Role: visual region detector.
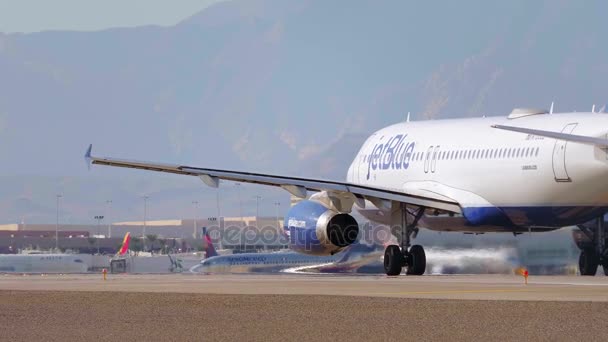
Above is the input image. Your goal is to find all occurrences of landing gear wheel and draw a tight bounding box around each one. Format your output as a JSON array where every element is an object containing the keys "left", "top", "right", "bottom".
[
  {"left": 384, "top": 245, "right": 404, "bottom": 276},
  {"left": 603, "top": 264, "right": 608, "bottom": 276},
  {"left": 406, "top": 245, "right": 426, "bottom": 276},
  {"left": 579, "top": 249, "right": 599, "bottom": 276}
]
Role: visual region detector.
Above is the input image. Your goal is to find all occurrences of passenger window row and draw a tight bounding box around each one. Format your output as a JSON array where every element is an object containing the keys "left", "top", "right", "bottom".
[
  {"left": 362, "top": 146, "right": 540, "bottom": 164},
  {"left": 412, "top": 146, "right": 540, "bottom": 162}
]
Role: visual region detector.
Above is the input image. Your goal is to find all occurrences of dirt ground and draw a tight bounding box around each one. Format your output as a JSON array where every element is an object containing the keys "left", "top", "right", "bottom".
[{"left": 1, "top": 290, "right": 607, "bottom": 341}]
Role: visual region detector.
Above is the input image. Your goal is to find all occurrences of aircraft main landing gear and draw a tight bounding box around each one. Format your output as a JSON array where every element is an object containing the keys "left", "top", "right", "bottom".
[
  {"left": 577, "top": 217, "right": 608, "bottom": 276},
  {"left": 579, "top": 248, "right": 599, "bottom": 276},
  {"left": 384, "top": 205, "right": 426, "bottom": 276},
  {"left": 384, "top": 245, "right": 403, "bottom": 276}
]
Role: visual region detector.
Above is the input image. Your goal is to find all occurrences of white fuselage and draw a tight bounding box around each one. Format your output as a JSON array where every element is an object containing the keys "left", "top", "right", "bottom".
[
  {"left": 191, "top": 244, "right": 382, "bottom": 273},
  {"left": 347, "top": 112, "right": 608, "bottom": 230},
  {"left": 0, "top": 254, "right": 89, "bottom": 273}
]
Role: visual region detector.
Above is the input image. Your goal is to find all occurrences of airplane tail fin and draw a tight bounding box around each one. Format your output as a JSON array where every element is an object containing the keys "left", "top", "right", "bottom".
[
  {"left": 117, "top": 232, "right": 131, "bottom": 256},
  {"left": 335, "top": 242, "right": 372, "bottom": 263},
  {"left": 84, "top": 144, "right": 93, "bottom": 170},
  {"left": 202, "top": 227, "right": 218, "bottom": 258},
  {"left": 338, "top": 241, "right": 365, "bottom": 262},
  {"left": 335, "top": 243, "right": 358, "bottom": 263}
]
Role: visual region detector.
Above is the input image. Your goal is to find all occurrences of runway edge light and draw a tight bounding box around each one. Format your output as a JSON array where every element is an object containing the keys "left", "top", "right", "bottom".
[{"left": 515, "top": 267, "right": 529, "bottom": 285}]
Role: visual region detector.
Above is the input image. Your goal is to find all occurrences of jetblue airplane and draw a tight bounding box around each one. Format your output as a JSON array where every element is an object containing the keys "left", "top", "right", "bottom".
[
  {"left": 190, "top": 231, "right": 382, "bottom": 273},
  {"left": 86, "top": 108, "right": 608, "bottom": 276}
]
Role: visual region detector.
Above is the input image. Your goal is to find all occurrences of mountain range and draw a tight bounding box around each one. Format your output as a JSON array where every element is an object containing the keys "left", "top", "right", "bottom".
[{"left": 0, "top": 0, "right": 606, "bottom": 223}]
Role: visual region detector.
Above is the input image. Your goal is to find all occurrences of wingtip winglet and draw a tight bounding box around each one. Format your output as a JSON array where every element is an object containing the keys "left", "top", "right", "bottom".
[{"left": 84, "top": 144, "right": 93, "bottom": 170}]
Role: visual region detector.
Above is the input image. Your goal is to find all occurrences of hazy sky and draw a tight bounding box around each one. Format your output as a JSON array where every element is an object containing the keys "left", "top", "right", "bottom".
[{"left": 0, "top": 0, "right": 227, "bottom": 33}]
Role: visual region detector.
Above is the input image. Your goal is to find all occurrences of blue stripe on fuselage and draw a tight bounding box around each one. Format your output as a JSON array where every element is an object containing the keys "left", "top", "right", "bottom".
[{"left": 462, "top": 206, "right": 608, "bottom": 227}]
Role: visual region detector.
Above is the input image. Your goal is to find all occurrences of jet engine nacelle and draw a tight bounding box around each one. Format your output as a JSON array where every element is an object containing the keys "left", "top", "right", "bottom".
[{"left": 285, "top": 200, "right": 359, "bottom": 256}]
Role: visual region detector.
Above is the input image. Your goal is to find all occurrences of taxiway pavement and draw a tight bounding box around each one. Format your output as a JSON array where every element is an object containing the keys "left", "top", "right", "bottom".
[{"left": 1, "top": 273, "right": 607, "bottom": 301}]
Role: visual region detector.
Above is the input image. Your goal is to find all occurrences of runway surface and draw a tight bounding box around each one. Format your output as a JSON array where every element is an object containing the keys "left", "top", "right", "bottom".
[
  {"left": 2, "top": 274, "right": 608, "bottom": 341},
  {"left": 1, "top": 273, "right": 608, "bottom": 301}
]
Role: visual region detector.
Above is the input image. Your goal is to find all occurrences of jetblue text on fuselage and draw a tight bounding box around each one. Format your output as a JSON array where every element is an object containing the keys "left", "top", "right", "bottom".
[{"left": 367, "top": 134, "right": 415, "bottom": 180}]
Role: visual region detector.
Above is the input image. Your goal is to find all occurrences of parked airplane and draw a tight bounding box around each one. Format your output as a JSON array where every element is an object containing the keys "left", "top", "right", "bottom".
[
  {"left": 86, "top": 108, "right": 608, "bottom": 276},
  {"left": 0, "top": 253, "right": 88, "bottom": 273},
  {"left": 190, "top": 230, "right": 382, "bottom": 273}
]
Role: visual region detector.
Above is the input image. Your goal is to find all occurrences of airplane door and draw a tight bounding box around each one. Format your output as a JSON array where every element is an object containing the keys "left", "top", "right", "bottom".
[
  {"left": 552, "top": 123, "right": 577, "bottom": 182},
  {"left": 356, "top": 138, "right": 374, "bottom": 183},
  {"left": 424, "top": 146, "right": 433, "bottom": 173},
  {"left": 431, "top": 146, "right": 440, "bottom": 173}
]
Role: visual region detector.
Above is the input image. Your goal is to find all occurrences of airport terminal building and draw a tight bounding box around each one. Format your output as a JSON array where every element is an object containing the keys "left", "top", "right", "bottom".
[{"left": 0, "top": 216, "right": 285, "bottom": 254}]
